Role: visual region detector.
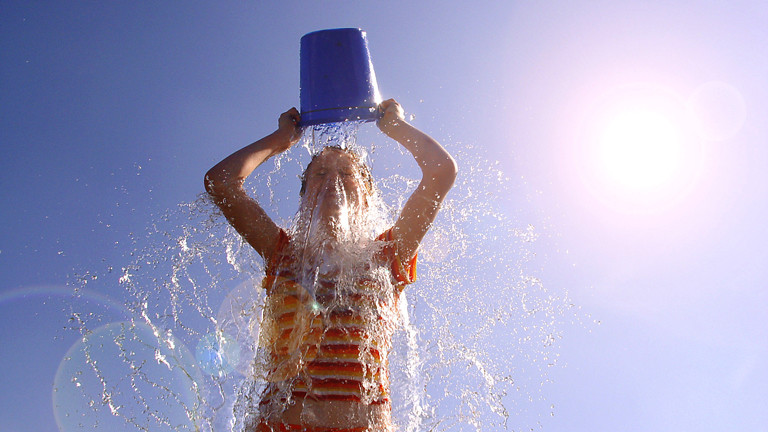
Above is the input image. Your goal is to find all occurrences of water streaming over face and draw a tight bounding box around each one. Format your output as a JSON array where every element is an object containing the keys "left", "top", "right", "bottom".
[{"left": 61, "top": 121, "right": 581, "bottom": 432}]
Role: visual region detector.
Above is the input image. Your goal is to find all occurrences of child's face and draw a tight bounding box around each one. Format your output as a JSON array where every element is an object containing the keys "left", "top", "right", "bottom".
[{"left": 300, "top": 148, "right": 369, "bottom": 228}]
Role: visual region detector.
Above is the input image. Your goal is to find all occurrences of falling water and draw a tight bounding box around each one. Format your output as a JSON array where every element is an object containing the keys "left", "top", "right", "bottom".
[{"left": 57, "top": 121, "right": 579, "bottom": 432}]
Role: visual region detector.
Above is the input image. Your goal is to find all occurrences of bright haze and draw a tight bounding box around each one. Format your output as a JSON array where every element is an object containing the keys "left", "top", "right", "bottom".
[{"left": 1, "top": 2, "right": 767, "bottom": 431}]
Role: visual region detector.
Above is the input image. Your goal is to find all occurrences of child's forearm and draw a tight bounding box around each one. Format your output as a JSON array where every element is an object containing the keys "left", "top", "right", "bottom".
[
  {"left": 205, "top": 131, "right": 290, "bottom": 195},
  {"left": 205, "top": 108, "right": 301, "bottom": 196},
  {"left": 378, "top": 99, "right": 458, "bottom": 261},
  {"left": 384, "top": 122, "right": 457, "bottom": 195}
]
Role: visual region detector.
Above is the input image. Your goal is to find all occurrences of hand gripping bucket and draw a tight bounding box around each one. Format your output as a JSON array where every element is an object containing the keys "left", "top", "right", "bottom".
[{"left": 299, "top": 28, "right": 381, "bottom": 126}]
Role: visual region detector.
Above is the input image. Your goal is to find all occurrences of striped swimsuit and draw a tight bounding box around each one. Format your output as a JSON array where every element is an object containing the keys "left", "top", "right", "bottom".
[{"left": 257, "top": 228, "right": 416, "bottom": 416}]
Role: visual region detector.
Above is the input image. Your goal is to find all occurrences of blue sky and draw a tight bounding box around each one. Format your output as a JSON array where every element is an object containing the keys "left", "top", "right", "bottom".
[{"left": 2, "top": 1, "right": 767, "bottom": 431}]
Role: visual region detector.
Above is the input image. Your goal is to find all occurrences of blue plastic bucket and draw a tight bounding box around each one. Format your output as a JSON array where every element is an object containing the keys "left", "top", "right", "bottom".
[{"left": 299, "top": 28, "right": 381, "bottom": 126}]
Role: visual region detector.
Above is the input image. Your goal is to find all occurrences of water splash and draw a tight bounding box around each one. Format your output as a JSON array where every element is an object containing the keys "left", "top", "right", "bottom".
[{"left": 63, "top": 123, "right": 580, "bottom": 431}]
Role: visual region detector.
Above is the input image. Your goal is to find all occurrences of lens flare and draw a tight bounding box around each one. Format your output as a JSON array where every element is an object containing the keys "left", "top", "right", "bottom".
[
  {"left": 196, "top": 331, "right": 241, "bottom": 376},
  {"left": 215, "top": 278, "right": 264, "bottom": 376},
  {"left": 687, "top": 81, "right": 746, "bottom": 141},
  {"left": 53, "top": 321, "right": 203, "bottom": 432}
]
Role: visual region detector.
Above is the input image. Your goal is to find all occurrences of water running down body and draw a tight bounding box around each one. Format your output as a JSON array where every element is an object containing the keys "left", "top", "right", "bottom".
[{"left": 204, "top": 99, "right": 458, "bottom": 431}]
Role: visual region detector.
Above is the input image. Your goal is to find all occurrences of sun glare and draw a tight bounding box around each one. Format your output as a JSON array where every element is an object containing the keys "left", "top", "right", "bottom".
[
  {"left": 573, "top": 83, "right": 705, "bottom": 214},
  {"left": 598, "top": 109, "right": 683, "bottom": 191}
]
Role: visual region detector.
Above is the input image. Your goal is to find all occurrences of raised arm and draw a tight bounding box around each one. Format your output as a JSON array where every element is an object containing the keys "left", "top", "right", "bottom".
[
  {"left": 204, "top": 108, "right": 302, "bottom": 260},
  {"left": 377, "top": 99, "right": 458, "bottom": 262}
]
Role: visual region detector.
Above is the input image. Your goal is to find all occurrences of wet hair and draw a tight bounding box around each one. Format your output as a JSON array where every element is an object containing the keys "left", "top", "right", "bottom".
[{"left": 299, "top": 146, "right": 375, "bottom": 197}]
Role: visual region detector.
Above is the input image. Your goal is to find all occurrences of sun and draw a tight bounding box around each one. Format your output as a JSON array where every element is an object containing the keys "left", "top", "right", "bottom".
[
  {"left": 597, "top": 108, "right": 683, "bottom": 192},
  {"left": 573, "top": 83, "right": 703, "bottom": 214}
]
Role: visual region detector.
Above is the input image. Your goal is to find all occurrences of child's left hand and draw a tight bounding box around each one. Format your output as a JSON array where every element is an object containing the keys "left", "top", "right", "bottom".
[{"left": 377, "top": 98, "right": 406, "bottom": 134}]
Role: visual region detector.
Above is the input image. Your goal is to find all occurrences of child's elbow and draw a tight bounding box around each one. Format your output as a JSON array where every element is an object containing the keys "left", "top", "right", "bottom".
[
  {"left": 441, "top": 156, "right": 458, "bottom": 186},
  {"left": 430, "top": 157, "right": 458, "bottom": 192},
  {"left": 203, "top": 171, "right": 216, "bottom": 195},
  {"left": 447, "top": 156, "right": 458, "bottom": 180},
  {"left": 204, "top": 169, "right": 229, "bottom": 198}
]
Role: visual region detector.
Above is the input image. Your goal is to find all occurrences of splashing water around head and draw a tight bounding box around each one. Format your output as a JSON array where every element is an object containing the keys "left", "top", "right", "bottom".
[{"left": 64, "top": 122, "right": 580, "bottom": 432}]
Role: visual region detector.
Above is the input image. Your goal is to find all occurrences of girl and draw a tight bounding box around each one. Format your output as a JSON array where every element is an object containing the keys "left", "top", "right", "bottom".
[{"left": 205, "top": 99, "right": 457, "bottom": 431}]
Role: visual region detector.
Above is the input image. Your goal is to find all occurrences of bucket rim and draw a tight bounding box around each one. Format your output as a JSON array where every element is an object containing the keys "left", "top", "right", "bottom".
[{"left": 300, "top": 27, "right": 366, "bottom": 40}]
